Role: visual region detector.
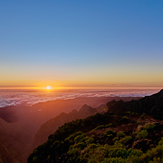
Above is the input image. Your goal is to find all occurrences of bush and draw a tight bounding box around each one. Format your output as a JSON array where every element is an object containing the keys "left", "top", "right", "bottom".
[
  {"left": 117, "top": 131, "right": 125, "bottom": 138},
  {"left": 74, "top": 133, "right": 86, "bottom": 143},
  {"left": 140, "top": 144, "right": 163, "bottom": 162},
  {"left": 128, "top": 148, "right": 143, "bottom": 157},
  {"left": 106, "top": 129, "right": 114, "bottom": 134},
  {"left": 143, "top": 123, "right": 156, "bottom": 130},
  {"left": 158, "top": 137, "right": 163, "bottom": 145},
  {"left": 103, "top": 133, "right": 113, "bottom": 139},
  {"left": 140, "top": 114, "right": 145, "bottom": 119},
  {"left": 137, "top": 121, "right": 141, "bottom": 124},
  {"left": 120, "top": 136, "right": 132, "bottom": 145},
  {"left": 137, "top": 125, "right": 143, "bottom": 132},
  {"left": 122, "top": 116, "right": 129, "bottom": 120},
  {"left": 113, "top": 137, "right": 119, "bottom": 142},
  {"left": 126, "top": 111, "right": 131, "bottom": 114},
  {"left": 137, "top": 130, "right": 148, "bottom": 139},
  {"left": 105, "top": 123, "right": 113, "bottom": 127},
  {"left": 86, "top": 137, "right": 94, "bottom": 144},
  {"left": 67, "top": 148, "right": 80, "bottom": 162},
  {"left": 102, "top": 157, "right": 126, "bottom": 163},
  {"left": 94, "top": 125, "right": 105, "bottom": 130},
  {"left": 74, "top": 142, "right": 86, "bottom": 150}
]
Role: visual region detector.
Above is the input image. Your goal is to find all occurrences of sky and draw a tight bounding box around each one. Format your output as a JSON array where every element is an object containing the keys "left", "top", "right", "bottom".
[{"left": 0, "top": 0, "right": 163, "bottom": 89}]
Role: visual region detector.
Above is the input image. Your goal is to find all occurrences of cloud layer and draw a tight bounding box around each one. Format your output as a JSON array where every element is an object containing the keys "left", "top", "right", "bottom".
[{"left": 0, "top": 89, "right": 160, "bottom": 108}]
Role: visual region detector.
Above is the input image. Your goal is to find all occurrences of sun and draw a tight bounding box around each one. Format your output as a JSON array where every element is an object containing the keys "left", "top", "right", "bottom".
[{"left": 46, "top": 86, "right": 51, "bottom": 90}]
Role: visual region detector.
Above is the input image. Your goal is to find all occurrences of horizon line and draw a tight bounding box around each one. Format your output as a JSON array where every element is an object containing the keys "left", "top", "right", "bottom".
[{"left": 0, "top": 86, "right": 162, "bottom": 90}]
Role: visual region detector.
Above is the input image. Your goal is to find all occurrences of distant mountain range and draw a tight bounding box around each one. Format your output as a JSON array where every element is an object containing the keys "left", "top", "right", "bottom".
[{"left": 31, "top": 104, "right": 107, "bottom": 151}]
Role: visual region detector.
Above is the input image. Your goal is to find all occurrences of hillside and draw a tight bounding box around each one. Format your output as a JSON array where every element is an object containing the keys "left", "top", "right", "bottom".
[
  {"left": 0, "top": 96, "right": 140, "bottom": 163},
  {"left": 31, "top": 104, "right": 107, "bottom": 150},
  {"left": 28, "top": 90, "right": 163, "bottom": 163},
  {"left": 107, "top": 89, "right": 163, "bottom": 119},
  {"left": 30, "top": 97, "right": 140, "bottom": 153}
]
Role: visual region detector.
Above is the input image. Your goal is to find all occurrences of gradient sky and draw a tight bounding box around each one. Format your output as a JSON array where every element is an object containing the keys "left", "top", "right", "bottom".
[{"left": 0, "top": 0, "right": 163, "bottom": 88}]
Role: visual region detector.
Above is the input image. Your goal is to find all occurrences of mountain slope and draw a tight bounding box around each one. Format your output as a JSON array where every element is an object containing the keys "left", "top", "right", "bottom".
[
  {"left": 107, "top": 89, "right": 163, "bottom": 119},
  {"left": 31, "top": 96, "right": 139, "bottom": 151},
  {"left": 31, "top": 104, "right": 107, "bottom": 151},
  {"left": 28, "top": 90, "right": 163, "bottom": 163}
]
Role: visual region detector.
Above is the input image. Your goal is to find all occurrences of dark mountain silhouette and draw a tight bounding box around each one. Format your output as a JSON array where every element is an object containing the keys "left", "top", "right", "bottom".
[
  {"left": 31, "top": 97, "right": 139, "bottom": 150},
  {"left": 31, "top": 104, "right": 107, "bottom": 151},
  {"left": 107, "top": 89, "right": 163, "bottom": 119},
  {"left": 28, "top": 90, "right": 163, "bottom": 163}
]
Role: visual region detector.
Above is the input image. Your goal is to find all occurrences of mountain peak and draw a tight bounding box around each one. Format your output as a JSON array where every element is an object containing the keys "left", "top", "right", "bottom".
[
  {"left": 79, "top": 104, "right": 97, "bottom": 116},
  {"left": 159, "top": 89, "right": 163, "bottom": 96},
  {"left": 80, "top": 104, "right": 90, "bottom": 110}
]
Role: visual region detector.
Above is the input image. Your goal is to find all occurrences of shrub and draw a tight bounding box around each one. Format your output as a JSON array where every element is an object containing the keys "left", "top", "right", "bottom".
[
  {"left": 128, "top": 148, "right": 143, "bottom": 157},
  {"left": 126, "top": 155, "right": 141, "bottom": 163},
  {"left": 103, "top": 133, "right": 113, "bottom": 139},
  {"left": 86, "top": 137, "right": 94, "bottom": 144},
  {"left": 137, "top": 125, "right": 143, "bottom": 132},
  {"left": 143, "top": 123, "right": 156, "bottom": 130},
  {"left": 140, "top": 144, "right": 163, "bottom": 162},
  {"left": 102, "top": 157, "right": 126, "bottom": 163},
  {"left": 120, "top": 136, "right": 132, "bottom": 145},
  {"left": 105, "top": 123, "right": 113, "bottom": 127},
  {"left": 113, "top": 137, "right": 119, "bottom": 142},
  {"left": 94, "top": 125, "right": 105, "bottom": 130},
  {"left": 67, "top": 148, "right": 80, "bottom": 162},
  {"left": 74, "top": 133, "right": 86, "bottom": 143},
  {"left": 137, "top": 121, "right": 141, "bottom": 124},
  {"left": 74, "top": 142, "right": 86, "bottom": 150},
  {"left": 32, "top": 156, "right": 39, "bottom": 163},
  {"left": 108, "top": 148, "right": 128, "bottom": 159},
  {"left": 137, "top": 130, "right": 148, "bottom": 139},
  {"left": 126, "top": 111, "right": 131, "bottom": 114},
  {"left": 122, "top": 116, "right": 129, "bottom": 120},
  {"left": 106, "top": 129, "right": 114, "bottom": 134},
  {"left": 140, "top": 114, "right": 145, "bottom": 119},
  {"left": 117, "top": 131, "right": 125, "bottom": 138},
  {"left": 158, "top": 137, "right": 163, "bottom": 145}
]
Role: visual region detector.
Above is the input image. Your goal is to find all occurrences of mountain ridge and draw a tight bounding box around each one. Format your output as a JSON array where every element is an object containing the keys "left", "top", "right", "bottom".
[
  {"left": 28, "top": 89, "right": 163, "bottom": 163},
  {"left": 107, "top": 89, "right": 163, "bottom": 119}
]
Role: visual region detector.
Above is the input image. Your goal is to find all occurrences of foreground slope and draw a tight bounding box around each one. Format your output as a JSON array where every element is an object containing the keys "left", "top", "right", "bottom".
[{"left": 28, "top": 90, "right": 163, "bottom": 163}]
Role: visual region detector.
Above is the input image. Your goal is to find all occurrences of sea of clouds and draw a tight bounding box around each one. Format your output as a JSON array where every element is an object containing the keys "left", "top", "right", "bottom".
[{"left": 0, "top": 89, "right": 160, "bottom": 108}]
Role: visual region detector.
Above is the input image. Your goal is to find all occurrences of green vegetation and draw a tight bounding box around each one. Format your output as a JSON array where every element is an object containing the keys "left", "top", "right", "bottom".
[
  {"left": 137, "top": 121, "right": 141, "bottom": 124},
  {"left": 28, "top": 111, "right": 163, "bottom": 163},
  {"left": 143, "top": 123, "right": 156, "bottom": 130},
  {"left": 158, "top": 137, "right": 163, "bottom": 145},
  {"left": 94, "top": 125, "right": 105, "bottom": 130},
  {"left": 93, "top": 123, "right": 113, "bottom": 130},
  {"left": 117, "top": 131, "right": 125, "bottom": 138},
  {"left": 105, "top": 123, "right": 113, "bottom": 127},
  {"left": 122, "top": 116, "right": 129, "bottom": 120},
  {"left": 126, "top": 111, "right": 131, "bottom": 114},
  {"left": 137, "top": 130, "right": 148, "bottom": 139},
  {"left": 119, "top": 136, "right": 132, "bottom": 145}
]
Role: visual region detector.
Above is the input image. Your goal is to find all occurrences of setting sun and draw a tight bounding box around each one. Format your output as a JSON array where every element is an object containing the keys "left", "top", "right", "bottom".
[{"left": 46, "top": 86, "right": 51, "bottom": 90}]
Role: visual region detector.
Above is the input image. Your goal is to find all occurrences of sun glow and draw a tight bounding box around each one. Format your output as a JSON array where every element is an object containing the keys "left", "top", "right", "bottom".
[{"left": 46, "top": 86, "right": 51, "bottom": 90}]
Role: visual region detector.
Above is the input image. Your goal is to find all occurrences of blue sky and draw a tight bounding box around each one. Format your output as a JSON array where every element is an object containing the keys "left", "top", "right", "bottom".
[{"left": 0, "top": 1, "right": 163, "bottom": 88}]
